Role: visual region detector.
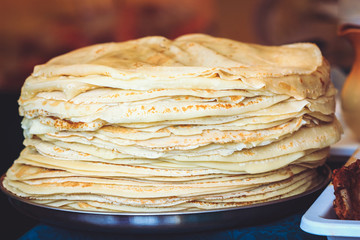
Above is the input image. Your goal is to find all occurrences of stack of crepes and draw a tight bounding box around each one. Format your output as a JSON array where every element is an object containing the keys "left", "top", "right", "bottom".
[{"left": 3, "top": 34, "right": 342, "bottom": 212}]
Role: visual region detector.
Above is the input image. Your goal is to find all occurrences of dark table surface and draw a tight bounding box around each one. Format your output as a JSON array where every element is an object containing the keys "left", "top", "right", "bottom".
[
  {"left": 0, "top": 92, "right": 348, "bottom": 239},
  {"left": 18, "top": 212, "right": 325, "bottom": 240}
]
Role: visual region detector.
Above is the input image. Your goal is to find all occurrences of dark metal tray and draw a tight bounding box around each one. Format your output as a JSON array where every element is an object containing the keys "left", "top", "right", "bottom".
[{"left": 0, "top": 165, "right": 331, "bottom": 234}]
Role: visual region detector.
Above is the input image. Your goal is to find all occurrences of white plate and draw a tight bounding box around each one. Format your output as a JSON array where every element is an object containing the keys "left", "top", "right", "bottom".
[{"left": 300, "top": 184, "right": 360, "bottom": 239}]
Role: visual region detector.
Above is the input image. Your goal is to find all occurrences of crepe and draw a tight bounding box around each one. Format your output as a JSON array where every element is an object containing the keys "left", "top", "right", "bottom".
[
  {"left": 4, "top": 164, "right": 320, "bottom": 212},
  {"left": 21, "top": 34, "right": 328, "bottom": 100},
  {"left": 3, "top": 34, "right": 342, "bottom": 213}
]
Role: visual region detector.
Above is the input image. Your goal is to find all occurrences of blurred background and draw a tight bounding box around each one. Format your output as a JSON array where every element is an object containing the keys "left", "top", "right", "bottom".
[
  {"left": 0, "top": 0, "right": 355, "bottom": 238},
  {"left": 0, "top": 0, "right": 354, "bottom": 92}
]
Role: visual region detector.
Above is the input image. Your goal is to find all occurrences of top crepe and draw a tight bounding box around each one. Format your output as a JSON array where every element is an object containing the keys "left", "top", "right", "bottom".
[{"left": 21, "top": 34, "right": 328, "bottom": 100}]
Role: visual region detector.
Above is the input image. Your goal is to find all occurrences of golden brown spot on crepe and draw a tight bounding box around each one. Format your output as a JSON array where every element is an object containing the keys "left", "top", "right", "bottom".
[
  {"left": 202, "top": 89, "right": 215, "bottom": 93},
  {"left": 109, "top": 93, "right": 120, "bottom": 98},
  {"left": 179, "top": 105, "right": 193, "bottom": 112},
  {"left": 95, "top": 107, "right": 104, "bottom": 112},
  {"left": 95, "top": 48, "right": 104, "bottom": 54},
  {"left": 270, "top": 121, "right": 292, "bottom": 131},
  {"left": 78, "top": 152, "right": 90, "bottom": 157},
  {"left": 279, "top": 82, "right": 291, "bottom": 91},
  {"left": 242, "top": 149, "right": 255, "bottom": 155},
  {"left": 229, "top": 96, "right": 243, "bottom": 102},
  {"left": 127, "top": 92, "right": 139, "bottom": 96},
  {"left": 148, "top": 106, "right": 156, "bottom": 113},
  {"left": 279, "top": 141, "right": 294, "bottom": 150},
  {"left": 78, "top": 202, "right": 92, "bottom": 209},
  {"left": 46, "top": 117, "right": 93, "bottom": 130},
  {"left": 315, "top": 135, "right": 326, "bottom": 143},
  {"left": 14, "top": 165, "right": 29, "bottom": 178},
  {"left": 163, "top": 108, "right": 171, "bottom": 113},
  {"left": 49, "top": 101, "right": 60, "bottom": 107},
  {"left": 126, "top": 108, "right": 136, "bottom": 117},
  {"left": 25, "top": 109, "right": 51, "bottom": 118},
  {"left": 148, "top": 89, "right": 164, "bottom": 93},
  {"left": 133, "top": 62, "right": 144, "bottom": 68},
  {"left": 53, "top": 147, "right": 64, "bottom": 153},
  {"left": 57, "top": 181, "right": 93, "bottom": 188}
]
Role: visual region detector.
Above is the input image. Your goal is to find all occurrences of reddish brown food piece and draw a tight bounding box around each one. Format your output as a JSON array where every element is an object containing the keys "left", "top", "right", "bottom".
[{"left": 332, "top": 159, "right": 360, "bottom": 220}]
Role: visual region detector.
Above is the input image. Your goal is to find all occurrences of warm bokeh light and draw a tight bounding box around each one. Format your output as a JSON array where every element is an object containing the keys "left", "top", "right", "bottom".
[{"left": 0, "top": 0, "right": 353, "bottom": 92}]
